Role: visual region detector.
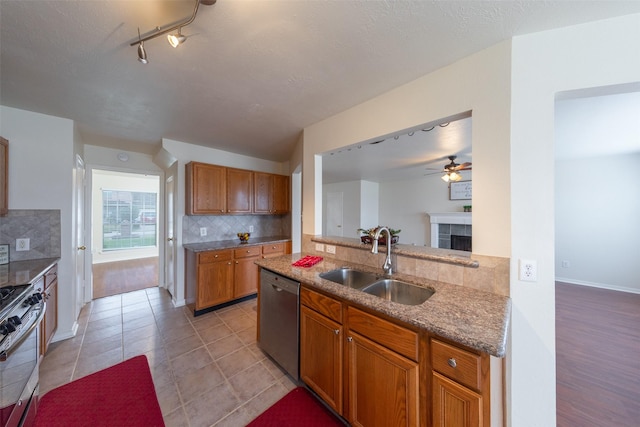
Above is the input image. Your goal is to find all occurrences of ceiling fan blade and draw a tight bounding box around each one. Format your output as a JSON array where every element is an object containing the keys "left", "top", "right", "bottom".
[{"left": 453, "top": 162, "right": 472, "bottom": 171}]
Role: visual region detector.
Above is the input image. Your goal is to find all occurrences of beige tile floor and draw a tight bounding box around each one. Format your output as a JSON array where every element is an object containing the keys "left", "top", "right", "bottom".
[{"left": 39, "top": 287, "right": 297, "bottom": 426}]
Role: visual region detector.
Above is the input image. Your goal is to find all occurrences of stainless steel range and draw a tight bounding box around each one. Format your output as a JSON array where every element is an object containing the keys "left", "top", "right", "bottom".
[{"left": 0, "top": 282, "right": 45, "bottom": 427}]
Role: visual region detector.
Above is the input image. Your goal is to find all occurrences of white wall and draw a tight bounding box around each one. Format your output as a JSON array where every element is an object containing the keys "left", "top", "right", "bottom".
[
  {"left": 0, "top": 106, "right": 77, "bottom": 340},
  {"left": 555, "top": 153, "right": 640, "bottom": 293},
  {"left": 510, "top": 13, "right": 640, "bottom": 426},
  {"left": 379, "top": 172, "right": 472, "bottom": 246},
  {"left": 303, "top": 41, "right": 512, "bottom": 257}
]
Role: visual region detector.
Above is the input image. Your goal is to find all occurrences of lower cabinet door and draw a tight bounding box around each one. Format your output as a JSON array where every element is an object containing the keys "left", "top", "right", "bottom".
[
  {"left": 197, "top": 260, "right": 233, "bottom": 309},
  {"left": 233, "top": 256, "right": 259, "bottom": 298},
  {"left": 300, "top": 306, "right": 343, "bottom": 414},
  {"left": 347, "top": 331, "right": 419, "bottom": 427},
  {"left": 432, "top": 371, "right": 482, "bottom": 427}
]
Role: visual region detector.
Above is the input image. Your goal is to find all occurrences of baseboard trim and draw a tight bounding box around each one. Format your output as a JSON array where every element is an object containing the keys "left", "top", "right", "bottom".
[
  {"left": 51, "top": 321, "right": 80, "bottom": 343},
  {"left": 555, "top": 277, "right": 640, "bottom": 295}
]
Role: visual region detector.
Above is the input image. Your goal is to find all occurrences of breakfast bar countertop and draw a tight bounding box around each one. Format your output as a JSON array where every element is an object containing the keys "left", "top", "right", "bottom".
[
  {"left": 183, "top": 236, "right": 291, "bottom": 253},
  {"left": 255, "top": 253, "right": 511, "bottom": 358}
]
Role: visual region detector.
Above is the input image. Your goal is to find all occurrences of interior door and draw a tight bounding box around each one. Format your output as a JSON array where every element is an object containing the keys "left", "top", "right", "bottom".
[
  {"left": 165, "top": 175, "right": 176, "bottom": 298},
  {"left": 326, "top": 192, "right": 344, "bottom": 236},
  {"left": 75, "top": 155, "right": 87, "bottom": 309}
]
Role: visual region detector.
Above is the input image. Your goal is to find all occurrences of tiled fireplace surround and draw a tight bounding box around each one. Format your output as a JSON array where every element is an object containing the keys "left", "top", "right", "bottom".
[{"left": 303, "top": 233, "right": 510, "bottom": 297}]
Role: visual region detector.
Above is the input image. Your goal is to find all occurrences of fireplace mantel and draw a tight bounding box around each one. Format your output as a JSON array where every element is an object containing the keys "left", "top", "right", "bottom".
[{"left": 428, "top": 212, "right": 472, "bottom": 248}]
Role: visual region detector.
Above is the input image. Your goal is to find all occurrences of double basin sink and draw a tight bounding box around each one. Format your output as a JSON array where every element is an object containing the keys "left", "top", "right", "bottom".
[{"left": 319, "top": 268, "right": 434, "bottom": 306}]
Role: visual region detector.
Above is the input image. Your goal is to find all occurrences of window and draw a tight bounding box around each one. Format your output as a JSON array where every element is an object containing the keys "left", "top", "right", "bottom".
[{"left": 102, "top": 190, "right": 157, "bottom": 250}]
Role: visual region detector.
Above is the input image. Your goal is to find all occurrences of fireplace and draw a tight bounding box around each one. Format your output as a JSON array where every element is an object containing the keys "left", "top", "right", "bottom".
[
  {"left": 451, "top": 235, "right": 472, "bottom": 252},
  {"left": 428, "top": 212, "right": 472, "bottom": 250}
]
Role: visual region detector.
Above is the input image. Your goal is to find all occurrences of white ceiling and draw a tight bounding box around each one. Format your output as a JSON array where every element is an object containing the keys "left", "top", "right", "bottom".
[{"left": 2, "top": 1, "right": 640, "bottom": 162}]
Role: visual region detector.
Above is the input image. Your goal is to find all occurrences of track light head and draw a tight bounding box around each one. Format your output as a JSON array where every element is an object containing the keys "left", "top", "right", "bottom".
[
  {"left": 137, "top": 42, "right": 148, "bottom": 63},
  {"left": 167, "top": 30, "right": 186, "bottom": 48},
  {"left": 136, "top": 28, "right": 148, "bottom": 64}
]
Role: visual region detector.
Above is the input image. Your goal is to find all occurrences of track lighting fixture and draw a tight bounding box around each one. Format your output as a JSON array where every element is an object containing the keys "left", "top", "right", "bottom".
[{"left": 130, "top": 0, "right": 216, "bottom": 63}]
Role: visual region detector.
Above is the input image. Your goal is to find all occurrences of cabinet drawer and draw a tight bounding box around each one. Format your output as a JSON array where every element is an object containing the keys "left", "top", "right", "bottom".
[
  {"left": 199, "top": 250, "right": 232, "bottom": 264},
  {"left": 431, "top": 339, "right": 482, "bottom": 390},
  {"left": 45, "top": 264, "right": 58, "bottom": 287},
  {"left": 234, "top": 246, "right": 261, "bottom": 259},
  {"left": 347, "top": 307, "right": 418, "bottom": 361},
  {"left": 301, "top": 287, "right": 342, "bottom": 323},
  {"left": 262, "top": 243, "right": 285, "bottom": 255}
]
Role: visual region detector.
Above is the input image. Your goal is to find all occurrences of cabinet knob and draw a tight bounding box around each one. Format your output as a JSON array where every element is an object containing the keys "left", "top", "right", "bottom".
[
  {"left": 347, "top": 336, "right": 353, "bottom": 342},
  {"left": 77, "top": 245, "right": 86, "bottom": 250},
  {"left": 167, "top": 237, "right": 174, "bottom": 242},
  {"left": 334, "top": 329, "right": 340, "bottom": 335},
  {"left": 235, "top": 261, "right": 239, "bottom": 264},
  {"left": 447, "top": 358, "right": 457, "bottom": 368},
  {"left": 214, "top": 255, "right": 218, "bottom": 258}
]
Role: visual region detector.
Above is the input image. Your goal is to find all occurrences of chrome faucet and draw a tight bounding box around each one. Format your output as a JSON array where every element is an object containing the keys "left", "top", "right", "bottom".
[{"left": 371, "top": 226, "right": 393, "bottom": 276}]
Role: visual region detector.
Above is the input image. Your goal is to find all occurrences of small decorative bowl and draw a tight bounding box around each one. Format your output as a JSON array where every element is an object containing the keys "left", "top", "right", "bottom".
[{"left": 237, "top": 232, "right": 250, "bottom": 243}]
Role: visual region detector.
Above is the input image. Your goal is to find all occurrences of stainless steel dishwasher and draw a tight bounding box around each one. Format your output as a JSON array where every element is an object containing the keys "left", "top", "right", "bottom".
[{"left": 258, "top": 269, "right": 300, "bottom": 380}]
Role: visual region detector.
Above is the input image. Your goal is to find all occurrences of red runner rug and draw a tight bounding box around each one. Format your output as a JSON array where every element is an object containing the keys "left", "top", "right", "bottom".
[
  {"left": 34, "top": 355, "right": 164, "bottom": 426},
  {"left": 247, "top": 387, "right": 344, "bottom": 426}
]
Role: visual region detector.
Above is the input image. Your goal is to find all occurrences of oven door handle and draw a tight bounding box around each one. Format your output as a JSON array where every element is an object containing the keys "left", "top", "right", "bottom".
[{"left": 0, "top": 303, "right": 46, "bottom": 362}]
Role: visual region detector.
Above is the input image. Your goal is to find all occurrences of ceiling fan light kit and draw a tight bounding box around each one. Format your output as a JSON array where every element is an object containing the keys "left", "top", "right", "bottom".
[{"left": 130, "top": 0, "right": 216, "bottom": 63}]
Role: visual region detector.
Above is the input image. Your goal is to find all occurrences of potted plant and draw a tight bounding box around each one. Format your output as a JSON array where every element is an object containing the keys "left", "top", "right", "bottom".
[{"left": 357, "top": 226, "right": 401, "bottom": 245}]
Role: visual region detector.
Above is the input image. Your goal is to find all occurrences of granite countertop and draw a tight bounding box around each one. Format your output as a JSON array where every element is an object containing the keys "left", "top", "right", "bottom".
[
  {"left": 183, "top": 236, "right": 291, "bottom": 252},
  {"left": 255, "top": 253, "right": 511, "bottom": 358},
  {"left": 0, "top": 257, "right": 60, "bottom": 287}
]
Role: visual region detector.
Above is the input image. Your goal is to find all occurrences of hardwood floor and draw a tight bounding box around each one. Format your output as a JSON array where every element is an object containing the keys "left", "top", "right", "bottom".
[
  {"left": 556, "top": 282, "right": 640, "bottom": 427},
  {"left": 92, "top": 257, "right": 159, "bottom": 298}
]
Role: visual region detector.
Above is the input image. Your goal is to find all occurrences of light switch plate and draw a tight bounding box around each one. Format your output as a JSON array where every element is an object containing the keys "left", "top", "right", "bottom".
[{"left": 16, "top": 238, "right": 30, "bottom": 251}]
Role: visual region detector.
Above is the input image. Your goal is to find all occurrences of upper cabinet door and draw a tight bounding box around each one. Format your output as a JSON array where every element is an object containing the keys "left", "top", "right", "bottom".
[
  {"left": 253, "top": 172, "right": 273, "bottom": 214},
  {"left": 0, "top": 137, "right": 7, "bottom": 216},
  {"left": 186, "top": 162, "right": 226, "bottom": 215},
  {"left": 253, "top": 172, "right": 290, "bottom": 214},
  {"left": 272, "top": 174, "right": 290, "bottom": 214},
  {"left": 226, "top": 168, "right": 253, "bottom": 213}
]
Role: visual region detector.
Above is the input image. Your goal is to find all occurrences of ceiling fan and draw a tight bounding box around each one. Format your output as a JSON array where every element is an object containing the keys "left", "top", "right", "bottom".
[{"left": 425, "top": 155, "right": 472, "bottom": 182}]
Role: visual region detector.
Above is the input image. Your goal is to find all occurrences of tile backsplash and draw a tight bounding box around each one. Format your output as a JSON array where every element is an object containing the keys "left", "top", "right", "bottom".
[
  {"left": 183, "top": 214, "right": 291, "bottom": 244},
  {"left": 0, "top": 210, "right": 61, "bottom": 262}
]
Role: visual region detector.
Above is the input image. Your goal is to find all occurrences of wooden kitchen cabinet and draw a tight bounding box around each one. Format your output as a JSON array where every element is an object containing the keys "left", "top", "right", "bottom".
[
  {"left": 432, "top": 372, "right": 482, "bottom": 427},
  {"left": 186, "top": 162, "right": 226, "bottom": 214},
  {"left": 35, "top": 263, "right": 58, "bottom": 357},
  {"left": 0, "top": 137, "right": 7, "bottom": 216},
  {"left": 226, "top": 167, "right": 253, "bottom": 213},
  {"left": 430, "top": 338, "right": 489, "bottom": 427},
  {"left": 262, "top": 242, "right": 285, "bottom": 259},
  {"left": 196, "top": 250, "right": 234, "bottom": 309},
  {"left": 189, "top": 241, "right": 291, "bottom": 314},
  {"left": 300, "top": 288, "right": 344, "bottom": 414},
  {"left": 346, "top": 307, "right": 420, "bottom": 427},
  {"left": 233, "top": 245, "right": 261, "bottom": 298},
  {"left": 253, "top": 172, "right": 289, "bottom": 214}
]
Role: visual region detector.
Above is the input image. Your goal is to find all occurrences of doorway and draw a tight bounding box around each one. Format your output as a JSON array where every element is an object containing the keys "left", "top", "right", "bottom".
[
  {"left": 554, "top": 88, "right": 640, "bottom": 426},
  {"left": 90, "top": 169, "right": 161, "bottom": 299}
]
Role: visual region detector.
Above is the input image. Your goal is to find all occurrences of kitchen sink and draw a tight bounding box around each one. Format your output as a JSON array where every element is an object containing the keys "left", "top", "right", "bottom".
[
  {"left": 361, "top": 279, "right": 434, "bottom": 305},
  {"left": 319, "top": 268, "right": 380, "bottom": 289}
]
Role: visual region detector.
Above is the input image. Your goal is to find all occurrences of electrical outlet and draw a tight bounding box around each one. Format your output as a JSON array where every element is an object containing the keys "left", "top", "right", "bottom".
[
  {"left": 249, "top": 226, "right": 254, "bottom": 233},
  {"left": 199, "top": 227, "right": 207, "bottom": 237},
  {"left": 16, "top": 238, "right": 30, "bottom": 251},
  {"left": 519, "top": 259, "right": 537, "bottom": 282},
  {"left": 315, "top": 243, "right": 324, "bottom": 252},
  {"left": 561, "top": 260, "right": 570, "bottom": 268},
  {"left": 325, "top": 245, "right": 336, "bottom": 254}
]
